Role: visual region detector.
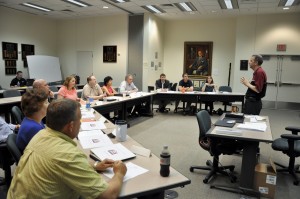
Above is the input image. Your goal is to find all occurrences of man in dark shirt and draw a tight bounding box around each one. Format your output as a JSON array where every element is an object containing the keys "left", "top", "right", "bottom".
[
  {"left": 241, "top": 54, "right": 267, "bottom": 115},
  {"left": 176, "top": 73, "right": 194, "bottom": 114},
  {"left": 10, "top": 71, "right": 27, "bottom": 87},
  {"left": 155, "top": 73, "right": 171, "bottom": 112}
]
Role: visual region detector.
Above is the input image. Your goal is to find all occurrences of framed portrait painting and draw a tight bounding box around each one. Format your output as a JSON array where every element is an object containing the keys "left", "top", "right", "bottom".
[{"left": 184, "top": 42, "right": 213, "bottom": 78}]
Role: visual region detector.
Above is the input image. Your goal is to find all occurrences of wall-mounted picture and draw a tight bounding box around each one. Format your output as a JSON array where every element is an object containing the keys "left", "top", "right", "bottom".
[
  {"left": 103, "top": 45, "right": 117, "bottom": 63},
  {"left": 184, "top": 42, "right": 213, "bottom": 78}
]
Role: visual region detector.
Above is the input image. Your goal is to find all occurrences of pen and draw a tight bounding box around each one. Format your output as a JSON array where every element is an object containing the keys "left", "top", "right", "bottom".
[{"left": 90, "top": 153, "right": 101, "bottom": 162}]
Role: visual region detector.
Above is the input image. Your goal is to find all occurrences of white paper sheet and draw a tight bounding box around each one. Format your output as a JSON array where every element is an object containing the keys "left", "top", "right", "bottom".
[
  {"left": 91, "top": 143, "right": 136, "bottom": 161},
  {"left": 102, "top": 162, "right": 148, "bottom": 182},
  {"left": 237, "top": 122, "right": 267, "bottom": 132},
  {"left": 81, "top": 121, "right": 107, "bottom": 130},
  {"left": 78, "top": 130, "right": 113, "bottom": 149}
]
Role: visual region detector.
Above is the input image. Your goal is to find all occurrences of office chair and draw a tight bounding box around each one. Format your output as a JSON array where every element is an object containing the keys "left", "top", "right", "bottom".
[
  {"left": 7, "top": 134, "right": 22, "bottom": 165},
  {"left": 218, "top": 86, "right": 232, "bottom": 112},
  {"left": 49, "top": 86, "right": 58, "bottom": 92},
  {"left": 190, "top": 110, "right": 239, "bottom": 183},
  {"left": 3, "top": 90, "right": 21, "bottom": 98},
  {"left": 11, "top": 106, "right": 24, "bottom": 125},
  {"left": 98, "top": 82, "right": 104, "bottom": 87},
  {"left": 26, "top": 79, "right": 35, "bottom": 86},
  {"left": 272, "top": 126, "right": 300, "bottom": 185},
  {"left": 0, "top": 141, "right": 14, "bottom": 187}
]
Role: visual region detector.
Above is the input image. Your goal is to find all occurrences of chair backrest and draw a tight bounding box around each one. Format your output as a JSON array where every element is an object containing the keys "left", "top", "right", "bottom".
[
  {"left": 170, "top": 83, "right": 178, "bottom": 91},
  {"left": 3, "top": 90, "right": 21, "bottom": 98},
  {"left": 98, "top": 82, "right": 104, "bottom": 87},
  {"left": 219, "top": 86, "right": 232, "bottom": 92},
  {"left": 11, "top": 106, "right": 24, "bottom": 124},
  {"left": 7, "top": 134, "right": 22, "bottom": 165},
  {"left": 196, "top": 110, "right": 212, "bottom": 139},
  {"left": 49, "top": 86, "right": 58, "bottom": 92},
  {"left": 26, "top": 79, "right": 35, "bottom": 86},
  {"left": 148, "top": 86, "right": 154, "bottom": 92}
]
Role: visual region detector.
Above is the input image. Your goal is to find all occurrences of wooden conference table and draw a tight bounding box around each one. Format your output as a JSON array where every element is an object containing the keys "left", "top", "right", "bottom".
[
  {"left": 78, "top": 109, "right": 191, "bottom": 198},
  {"left": 207, "top": 115, "right": 273, "bottom": 197},
  {"left": 154, "top": 90, "right": 245, "bottom": 111}
]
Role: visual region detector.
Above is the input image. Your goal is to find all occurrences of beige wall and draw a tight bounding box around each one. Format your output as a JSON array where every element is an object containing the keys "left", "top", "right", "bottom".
[
  {"left": 0, "top": 7, "right": 57, "bottom": 88},
  {"left": 57, "top": 15, "right": 128, "bottom": 86},
  {"left": 163, "top": 18, "right": 236, "bottom": 87}
]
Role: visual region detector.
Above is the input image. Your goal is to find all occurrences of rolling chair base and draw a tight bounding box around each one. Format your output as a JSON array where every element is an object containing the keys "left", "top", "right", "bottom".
[
  {"left": 210, "top": 185, "right": 261, "bottom": 198},
  {"left": 274, "top": 162, "right": 300, "bottom": 185},
  {"left": 190, "top": 159, "right": 236, "bottom": 184}
]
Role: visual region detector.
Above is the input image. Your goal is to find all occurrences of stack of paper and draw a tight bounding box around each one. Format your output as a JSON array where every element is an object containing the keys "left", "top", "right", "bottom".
[
  {"left": 237, "top": 122, "right": 267, "bottom": 132},
  {"left": 81, "top": 121, "right": 107, "bottom": 130},
  {"left": 78, "top": 130, "right": 113, "bottom": 149},
  {"left": 91, "top": 143, "right": 136, "bottom": 161},
  {"left": 103, "top": 162, "right": 148, "bottom": 182}
]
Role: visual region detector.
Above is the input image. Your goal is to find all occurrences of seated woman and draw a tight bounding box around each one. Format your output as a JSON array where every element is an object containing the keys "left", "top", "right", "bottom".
[
  {"left": 16, "top": 89, "right": 49, "bottom": 152},
  {"left": 102, "top": 76, "right": 118, "bottom": 96},
  {"left": 202, "top": 76, "right": 217, "bottom": 115},
  {"left": 57, "top": 75, "right": 82, "bottom": 102}
]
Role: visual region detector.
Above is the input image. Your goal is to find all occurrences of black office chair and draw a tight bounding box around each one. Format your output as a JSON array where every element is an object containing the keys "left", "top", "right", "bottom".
[
  {"left": 98, "top": 82, "right": 104, "bottom": 87},
  {"left": 272, "top": 126, "right": 300, "bottom": 185},
  {"left": 11, "top": 106, "right": 24, "bottom": 125},
  {"left": 7, "top": 134, "right": 22, "bottom": 165},
  {"left": 49, "top": 86, "right": 58, "bottom": 92},
  {"left": 0, "top": 142, "right": 14, "bottom": 187},
  {"left": 219, "top": 86, "right": 232, "bottom": 112},
  {"left": 190, "top": 110, "right": 239, "bottom": 183},
  {"left": 148, "top": 86, "right": 154, "bottom": 92},
  {"left": 3, "top": 90, "right": 21, "bottom": 98}
]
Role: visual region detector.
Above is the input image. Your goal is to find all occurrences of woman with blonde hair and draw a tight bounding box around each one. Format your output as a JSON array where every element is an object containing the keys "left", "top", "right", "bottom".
[{"left": 57, "top": 75, "right": 81, "bottom": 102}]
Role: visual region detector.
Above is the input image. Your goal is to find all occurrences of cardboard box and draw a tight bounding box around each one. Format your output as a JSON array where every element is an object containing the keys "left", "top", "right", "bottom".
[{"left": 254, "top": 159, "right": 277, "bottom": 199}]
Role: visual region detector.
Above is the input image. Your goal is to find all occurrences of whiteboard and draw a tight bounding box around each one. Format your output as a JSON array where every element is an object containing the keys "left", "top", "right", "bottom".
[{"left": 27, "top": 55, "right": 62, "bottom": 83}]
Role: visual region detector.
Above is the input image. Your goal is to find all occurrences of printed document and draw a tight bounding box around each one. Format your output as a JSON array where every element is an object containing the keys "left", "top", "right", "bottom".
[
  {"left": 78, "top": 130, "right": 113, "bottom": 149},
  {"left": 81, "top": 121, "right": 107, "bottom": 130},
  {"left": 91, "top": 143, "right": 136, "bottom": 161}
]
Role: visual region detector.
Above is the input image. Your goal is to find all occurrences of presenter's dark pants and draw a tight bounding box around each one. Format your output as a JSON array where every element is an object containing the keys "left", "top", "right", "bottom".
[{"left": 243, "top": 97, "right": 262, "bottom": 115}]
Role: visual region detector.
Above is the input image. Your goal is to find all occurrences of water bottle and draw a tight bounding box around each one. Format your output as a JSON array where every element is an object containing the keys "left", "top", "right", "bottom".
[
  {"left": 86, "top": 98, "right": 91, "bottom": 109},
  {"left": 160, "top": 145, "right": 170, "bottom": 177}
]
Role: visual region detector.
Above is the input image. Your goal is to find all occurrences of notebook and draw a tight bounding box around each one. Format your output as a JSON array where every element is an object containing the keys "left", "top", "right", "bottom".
[
  {"left": 90, "top": 143, "right": 136, "bottom": 161},
  {"left": 214, "top": 119, "right": 235, "bottom": 128}
]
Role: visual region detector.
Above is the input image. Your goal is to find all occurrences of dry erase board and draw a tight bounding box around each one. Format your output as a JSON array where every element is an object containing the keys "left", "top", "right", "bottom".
[{"left": 27, "top": 55, "right": 62, "bottom": 83}]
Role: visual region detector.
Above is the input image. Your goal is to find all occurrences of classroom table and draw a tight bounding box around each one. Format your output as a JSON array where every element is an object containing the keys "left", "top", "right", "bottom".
[
  {"left": 207, "top": 114, "right": 273, "bottom": 197},
  {"left": 78, "top": 109, "right": 191, "bottom": 198}
]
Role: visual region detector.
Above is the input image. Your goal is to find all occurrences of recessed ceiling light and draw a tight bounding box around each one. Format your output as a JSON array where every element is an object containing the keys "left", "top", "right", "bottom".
[
  {"left": 285, "top": 0, "right": 295, "bottom": 6},
  {"left": 283, "top": 7, "right": 290, "bottom": 10},
  {"left": 22, "top": 3, "right": 52, "bottom": 12},
  {"left": 174, "top": 2, "right": 197, "bottom": 12},
  {"left": 103, "top": 6, "right": 109, "bottom": 9},
  {"left": 63, "top": 0, "right": 90, "bottom": 7},
  {"left": 142, "top": 5, "right": 165, "bottom": 14}
]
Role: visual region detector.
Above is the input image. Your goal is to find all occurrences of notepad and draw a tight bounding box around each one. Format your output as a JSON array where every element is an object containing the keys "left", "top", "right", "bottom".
[{"left": 91, "top": 143, "right": 136, "bottom": 161}]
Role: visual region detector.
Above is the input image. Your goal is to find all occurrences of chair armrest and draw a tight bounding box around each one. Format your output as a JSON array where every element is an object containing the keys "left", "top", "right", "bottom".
[
  {"left": 281, "top": 134, "right": 300, "bottom": 140},
  {"left": 285, "top": 126, "right": 300, "bottom": 134}
]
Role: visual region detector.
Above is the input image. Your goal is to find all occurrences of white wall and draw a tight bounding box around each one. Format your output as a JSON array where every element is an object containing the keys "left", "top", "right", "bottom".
[
  {"left": 143, "top": 14, "right": 165, "bottom": 90},
  {"left": 233, "top": 13, "right": 300, "bottom": 94},
  {"left": 163, "top": 18, "right": 236, "bottom": 87},
  {"left": 0, "top": 7, "right": 57, "bottom": 88},
  {"left": 57, "top": 15, "right": 128, "bottom": 87}
]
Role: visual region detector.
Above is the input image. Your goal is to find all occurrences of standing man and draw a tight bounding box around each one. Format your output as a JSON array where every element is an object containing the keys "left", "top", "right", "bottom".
[
  {"left": 33, "top": 79, "right": 55, "bottom": 101},
  {"left": 155, "top": 73, "right": 171, "bottom": 112},
  {"left": 8, "top": 99, "right": 127, "bottom": 198},
  {"left": 10, "top": 71, "right": 27, "bottom": 87},
  {"left": 119, "top": 74, "right": 138, "bottom": 94},
  {"left": 176, "top": 73, "right": 194, "bottom": 114},
  {"left": 82, "top": 75, "right": 105, "bottom": 101},
  {"left": 241, "top": 54, "right": 267, "bottom": 115},
  {"left": 187, "top": 50, "right": 208, "bottom": 75}
]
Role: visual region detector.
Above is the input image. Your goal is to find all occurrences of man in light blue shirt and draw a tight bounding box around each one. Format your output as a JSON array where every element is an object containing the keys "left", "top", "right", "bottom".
[
  {"left": 0, "top": 117, "right": 19, "bottom": 143},
  {"left": 119, "top": 74, "right": 138, "bottom": 94}
]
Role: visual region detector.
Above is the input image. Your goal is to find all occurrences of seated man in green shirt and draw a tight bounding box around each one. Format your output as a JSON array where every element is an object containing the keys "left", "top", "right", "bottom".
[{"left": 8, "top": 99, "right": 127, "bottom": 199}]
